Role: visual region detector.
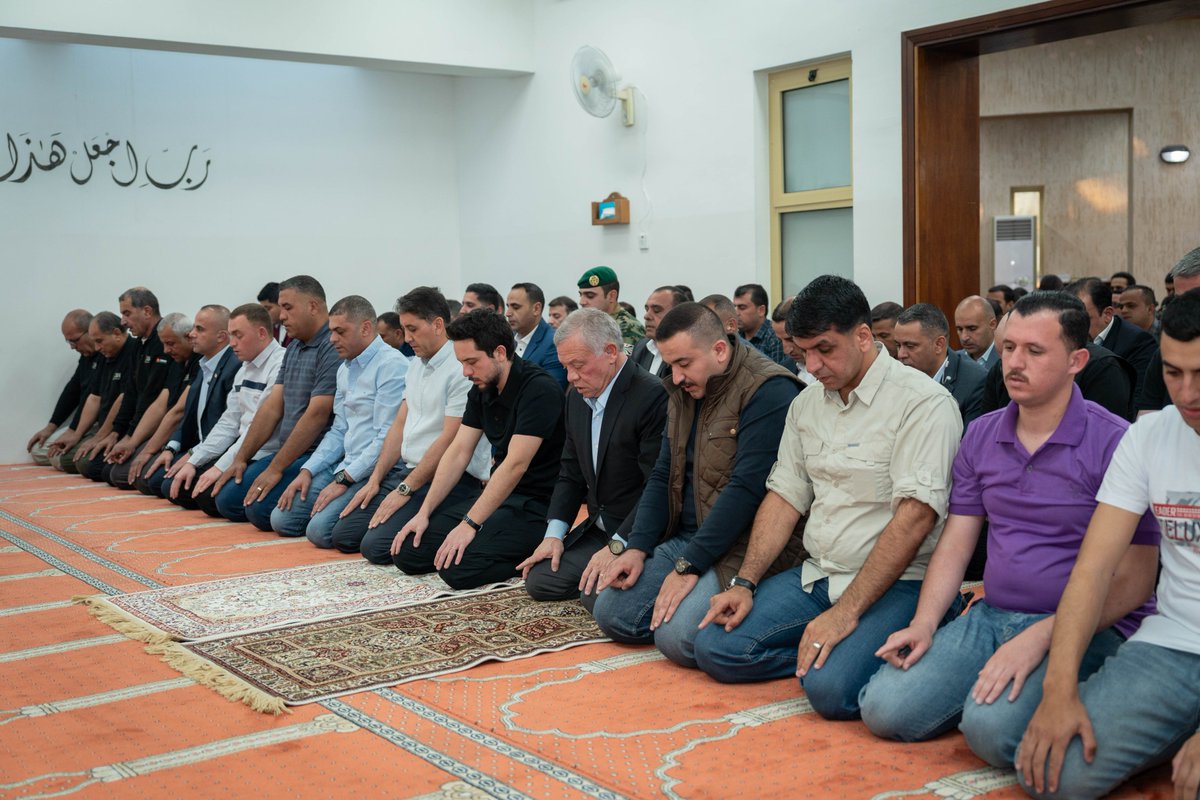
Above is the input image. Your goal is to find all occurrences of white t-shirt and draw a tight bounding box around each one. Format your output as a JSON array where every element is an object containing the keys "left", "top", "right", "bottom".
[
  {"left": 1097, "top": 407, "right": 1200, "bottom": 654},
  {"left": 401, "top": 340, "right": 491, "bottom": 481}
]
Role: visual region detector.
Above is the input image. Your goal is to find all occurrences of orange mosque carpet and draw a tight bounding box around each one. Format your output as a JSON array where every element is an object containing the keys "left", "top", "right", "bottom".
[{"left": 0, "top": 464, "right": 1171, "bottom": 799}]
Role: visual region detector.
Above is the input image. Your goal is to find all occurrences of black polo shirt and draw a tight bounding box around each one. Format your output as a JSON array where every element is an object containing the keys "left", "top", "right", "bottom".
[
  {"left": 461, "top": 355, "right": 565, "bottom": 501},
  {"left": 51, "top": 351, "right": 105, "bottom": 428},
  {"left": 112, "top": 327, "right": 170, "bottom": 437},
  {"left": 85, "top": 336, "right": 138, "bottom": 431},
  {"left": 165, "top": 353, "right": 202, "bottom": 408}
]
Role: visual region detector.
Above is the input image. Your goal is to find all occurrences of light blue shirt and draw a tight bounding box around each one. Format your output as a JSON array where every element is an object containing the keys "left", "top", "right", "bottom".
[
  {"left": 545, "top": 368, "right": 621, "bottom": 542},
  {"left": 303, "top": 336, "right": 409, "bottom": 481},
  {"left": 933, "top": 355, "right": 950, "bottom": 385}
]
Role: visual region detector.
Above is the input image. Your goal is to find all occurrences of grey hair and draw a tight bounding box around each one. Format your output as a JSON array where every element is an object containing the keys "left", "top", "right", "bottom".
[
  {"left": 157, "top": 312, "right": 193, "bottom": 339},
  {"left": 553, "top": 307, "right": 622, "bottom": 354},
  {"left": 1169, "top": 246, "right": 1200, "bottom": 280},
  {"left": 118, "top": 286, "right": 160, "bottom": 314},
  {"left": 329, "top": 294, "right": 377, "bottom": 324}
]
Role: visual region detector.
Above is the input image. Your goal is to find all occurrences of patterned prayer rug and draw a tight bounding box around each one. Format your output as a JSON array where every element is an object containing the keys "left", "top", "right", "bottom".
[
  {"left": 161, "top": 587, "right": 608, "bottom": 712},
  {"left": 77, "top": 560, "right": 517, "bottom": 643}
]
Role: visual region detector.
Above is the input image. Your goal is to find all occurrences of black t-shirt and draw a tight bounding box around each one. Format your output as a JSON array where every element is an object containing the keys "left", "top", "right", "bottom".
[
  {"left": 112, "top": 328, "right": 171, "bottom": 436},
  {"left": 165, "top": 353, "right": 202, "bottom": 408},
  {"left": 461, "top": 355, "right": 565, "bottom": 501},
  {"left": 52, "top": 351, "right": 105, "bottom": 428},
  {"left": 89, "top": 337, "right": 138, "bottom": 429}
]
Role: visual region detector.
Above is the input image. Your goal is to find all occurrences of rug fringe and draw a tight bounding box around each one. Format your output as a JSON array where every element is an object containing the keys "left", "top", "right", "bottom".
[
  {"left": 73, "top": 594, "right": 175, "bottom": 644},
  {"left": 146, "top": 641, "right": 289, "bottom": 716}
]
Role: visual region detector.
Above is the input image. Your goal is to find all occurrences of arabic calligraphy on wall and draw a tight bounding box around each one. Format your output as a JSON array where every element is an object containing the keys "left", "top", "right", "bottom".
[{"left": 0, "top": 133, "right": 211, "bottom": 190}]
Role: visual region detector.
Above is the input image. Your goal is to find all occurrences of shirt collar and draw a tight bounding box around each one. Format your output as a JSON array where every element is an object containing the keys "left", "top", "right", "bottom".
[
  {"left": 646, "top": 339, "right": 660, "bottom": 356},
  {"left": 251, "top": 339, "right": 282, "bottom": 368},
  {"left": 350, "top": 335, "right": 385, "bottom": 368},
  {"left": 516, "top": 328, "right": 535, "bottom": 348},
  {"left": 426, "top": 338, "right": 454, "bottom": 368},
  {"left": 933, "top": 355, "right": 951, "bottom": 384},
  {"left": 829, "top": 342, "right": 889, "bottom": 407},
  {"left": 1094, "top": 316, "right": 1115, "bottom": 345},
  {"left": 301, "top": 322, "right": 331, "bottom": 349},
  {"left": 976, "top": 342, "right": 994, "bottom": 364},
  {"left": 489, "top": 355, "right": 525, "bottom": 407},
  {"left": 584, "top": 360, "right": 625, "bottom": 414},
  {"left": 200, "top": 345, "right": 230, "bottom": 373},
  {"left": 995, "top": 383, "right": 1087, "bottom": 446}
]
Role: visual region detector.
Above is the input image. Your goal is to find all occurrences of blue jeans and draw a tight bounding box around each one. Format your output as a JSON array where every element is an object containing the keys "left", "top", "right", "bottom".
[
  {"left": 1017, "top": 641, "right": 1200, "bottom": 800},
  {"left": 693, "top": 571, "right": 950, "bottom": 720},
  {"left": 269, "top": 466, "right": 335, "bottom": 539},
  {"left": 591, "top": 536, "right": 723, "bottom": 669},
  {"left": 858, "top": 600, "right": 1123, "bottom": 752},
  {"left": 213, "top": 453, "right": 306, "bottom": 531},
  {"left": 301, "top": 467, "right": 406, "bottom": 548}
]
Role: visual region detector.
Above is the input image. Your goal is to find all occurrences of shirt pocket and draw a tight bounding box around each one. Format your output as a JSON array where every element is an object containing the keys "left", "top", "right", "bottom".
[
  {"left": 843, "top": 442, "right": 892, "bottom": 502},
  {"left": 704, "top": 416, "right": 740, "bottom": 477}
]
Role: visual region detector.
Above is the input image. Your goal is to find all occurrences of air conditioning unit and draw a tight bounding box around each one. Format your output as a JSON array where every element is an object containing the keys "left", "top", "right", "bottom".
[{"left": 993, "top": 215, "right": 1036, "bottom": 289}]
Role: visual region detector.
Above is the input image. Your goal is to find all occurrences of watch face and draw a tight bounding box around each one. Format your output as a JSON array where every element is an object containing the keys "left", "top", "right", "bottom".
[
  {"left": 674, "top": 557, "right": 691, "bottom": 575},
  {"left": 397, "top": 482, "right": 412, "bottom": 496},
  {"left": 607, "top": 538, "right": 625, "bottom": 555}
]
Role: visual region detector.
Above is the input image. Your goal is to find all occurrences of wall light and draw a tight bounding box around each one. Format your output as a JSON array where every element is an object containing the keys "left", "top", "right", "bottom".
[{"left": 1160, "top": 145, "right": 1191, "bottom": 164}]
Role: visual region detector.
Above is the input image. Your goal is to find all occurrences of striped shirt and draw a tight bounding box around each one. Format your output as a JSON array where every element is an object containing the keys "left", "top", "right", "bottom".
[
  {"left": 190, "top": 340, "right": 287, "bottom": 471},
  {"left": 275, "top": 323, "right": 339, "bottom": 453}
]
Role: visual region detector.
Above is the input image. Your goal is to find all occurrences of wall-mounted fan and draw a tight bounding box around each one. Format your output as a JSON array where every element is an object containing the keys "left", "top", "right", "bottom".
[{"left": 571, "top": 45, "right": 635, "bottom": 127}]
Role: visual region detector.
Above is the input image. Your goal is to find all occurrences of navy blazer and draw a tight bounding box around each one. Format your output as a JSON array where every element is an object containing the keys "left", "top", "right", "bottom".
[
  {"left": 940, "top": 348, "right": 987, "bottom": 428},
  {"left": 172, "top": 347, "right": 240, "bottom": 450},
  {"left": 522, "top": 318, "right": 567, "bottom": 388}
]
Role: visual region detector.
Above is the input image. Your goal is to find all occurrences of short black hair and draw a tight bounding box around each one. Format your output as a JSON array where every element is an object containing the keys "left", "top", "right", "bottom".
[
  {"left": 653, "top": 286, "right": 690, "bottom": 308},
  {"left": 511, "top": 282, "right": 545, "bottom": 309},
  {"left": 1013, "top": 287, "right": 1029, "bottom": 300},
  {"left": 1067, "top": 277, "right": 1113, "bottom": 313},
  {"left": 789, "top": 275, "right": 870, "bottom": 338},
  {"left": 771, "top": 297, "right": 793, "bottom": 323},
  {"left": 548, "top": 296, "right": 578, "bottom": 313},
  {"left": 329, "top": 295, "right": 376, "bottom": 323},
  {"left": 734, "top": 283, "right": 769, "bottom": 310},
  {"left": 988, "top": 285, "right": 1016, "bottom": 304},
  {"left": 279, "top": 275, "right": 327, "bottom": 303},
  {"left": 674, "top": 285, "right": 695, "bottom": 302},
  {"left": 91, "top": 311, "right": 123, "bottom": 335},
  {"left": 1037, "top": 274, "right": 1065, "bottom": 291},
  {"left": 1012, "top": 290, "right": 1090, "bottom": 351},
  {"left": 1162, "top": 288, "right": 1200, "bottom": 343},
  {"left": 987, "top": 298, "right": 1004, "bottom": 318},
  {"left": 896, "top": 303, "right": 949, "bottom": 337},
  {"left": 870, "top": 301, "right": 903, "bottom": 324},
  {"left": 397, "top": 286, "right": 451, "bottom": 324},
  {"left": 257, "top": 282, "right": 280, "bottom": 304},
  {"left": 1123, "top": 285, "right": 1157, "bottom": 306},
  {"left": 1110, "top": 271, "right": 1137, "bottom": 287},
  {"left": 377, "top": 311, "right": 401, "bottom": 328},
  {"left": 446, "top": 307, "right": 516, "bottom": 359},
  {"left": 655, "top": 302, "right": 727, "bottom": 346},
  {"left": 465, "top": 282, "right": 502, "bottom": 310},
  {"left": 119, "top": 287, "right": 160, "bottom": 315}
]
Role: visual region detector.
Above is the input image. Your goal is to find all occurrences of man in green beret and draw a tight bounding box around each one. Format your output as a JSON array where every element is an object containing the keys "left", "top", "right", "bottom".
[{"left": 578, "top": 266, "right": 645, "bottom": 351}]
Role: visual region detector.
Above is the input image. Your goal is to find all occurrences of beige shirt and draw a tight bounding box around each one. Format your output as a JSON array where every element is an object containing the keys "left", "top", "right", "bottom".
[{"left": 765, "top": 344, "right": 962, "bottom": 601}]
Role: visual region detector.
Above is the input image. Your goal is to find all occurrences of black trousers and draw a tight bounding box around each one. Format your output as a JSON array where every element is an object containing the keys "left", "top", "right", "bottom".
[
  {"left": 525, "top": 522, "right": 608, "bottom": 606},
  {"left": 394, "top": 491, "right": 549, "bottom": 590}
]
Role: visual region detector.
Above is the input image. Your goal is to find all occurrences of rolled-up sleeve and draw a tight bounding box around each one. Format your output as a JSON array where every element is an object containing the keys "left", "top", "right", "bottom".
[{"left": 888, "top": 393, "right": 961, "bottom": 519}]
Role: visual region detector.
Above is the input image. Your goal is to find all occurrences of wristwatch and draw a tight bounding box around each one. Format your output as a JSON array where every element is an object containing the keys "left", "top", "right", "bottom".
[
  {"left": 673, "top": 557, "right": 702, "bottom": 576},
  {"left": 333, "top": 469, "right": 355, "bottom": 487},
  {"left": 163, "top": 444, "right": 180, "bottom": 456},
  {"left": 395, "top": 482, "right": 413, "bottom": 496},
  {"left": 728, "top": 575, "right": 758, "bottom": 595},
  {"left": 462, "top": 514, "right": 483, "bottom": 532},
  {"left": 607, "top": 538, "right": 626, "bottom": 555}
]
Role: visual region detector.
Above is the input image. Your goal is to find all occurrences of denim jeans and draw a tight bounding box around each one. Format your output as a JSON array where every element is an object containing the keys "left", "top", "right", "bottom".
[
  {"left": 693, "top": 570, "right": 951, "bottom": 720},
  {"left": 301, "top": 466, "right": 406, "bottom": 548},
  {"left": 1017, "top": 641, "right": 1200, "bottom": 800},
  {"left": 591, "top": 535, "right": 723, "bottom": 669},
  {"left": 858, "top": 600, "right": 1123, "bottom": 752},
  {"left": 213, "top": 453, "right": 306, "bottom": 531}
]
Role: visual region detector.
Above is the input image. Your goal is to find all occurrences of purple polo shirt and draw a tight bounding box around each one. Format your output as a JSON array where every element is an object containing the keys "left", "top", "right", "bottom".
[{"left": 949, "top": 384, "right": 1158, "bottom": 638}]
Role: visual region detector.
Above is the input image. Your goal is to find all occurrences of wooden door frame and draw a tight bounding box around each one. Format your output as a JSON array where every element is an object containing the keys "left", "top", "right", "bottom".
[{"left": 901, "top": 0, "right": 1200, "bottom": 308}]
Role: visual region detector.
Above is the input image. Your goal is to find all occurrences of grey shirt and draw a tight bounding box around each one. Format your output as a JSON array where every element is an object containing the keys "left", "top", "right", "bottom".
[{"left": 275, "top": 323, "right": 339, "bottom": 454}]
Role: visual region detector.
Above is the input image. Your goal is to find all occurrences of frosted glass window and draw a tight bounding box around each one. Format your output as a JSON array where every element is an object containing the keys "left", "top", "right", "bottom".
[
  {"left": 782, "top": 79, "right": 851, "bottom": 193},
  {"left": 781, "top": 207, "right": 854, "bottom": 296}
]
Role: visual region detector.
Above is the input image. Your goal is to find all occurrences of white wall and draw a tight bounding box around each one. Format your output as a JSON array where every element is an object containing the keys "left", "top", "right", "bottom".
[
  {"left": 0, "top": 38, "right": 463, "bottom": 461},
  {"left": 450, "top": 0, "right": 1036, "bottom": 315}
]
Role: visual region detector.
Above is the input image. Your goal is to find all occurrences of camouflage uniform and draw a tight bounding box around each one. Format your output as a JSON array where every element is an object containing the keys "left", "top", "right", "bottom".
[{"left": 613, "top": 306, "right": 646, "bottom": 351}]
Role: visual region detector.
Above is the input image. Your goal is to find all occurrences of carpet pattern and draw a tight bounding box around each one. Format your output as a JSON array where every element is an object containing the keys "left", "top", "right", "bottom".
[
  {"left": 78, "top": 560, "right": 517, "bottom": 642},
  {"left": 173, "top": 588, "right": 607, "bottom": 707}
]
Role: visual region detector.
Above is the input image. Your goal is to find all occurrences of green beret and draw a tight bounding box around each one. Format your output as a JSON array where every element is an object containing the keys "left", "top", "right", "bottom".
[{"left": 577, "top": 266, "right": 618, "bottom": 289}]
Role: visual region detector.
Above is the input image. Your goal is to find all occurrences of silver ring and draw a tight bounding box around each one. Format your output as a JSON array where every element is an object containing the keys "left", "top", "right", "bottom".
[{"left": 812, "top": 641, "right": 823, "bottom": 650}]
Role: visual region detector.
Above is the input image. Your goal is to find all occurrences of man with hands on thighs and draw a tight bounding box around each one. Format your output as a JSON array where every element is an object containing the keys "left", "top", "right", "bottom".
[
  {"left": 590, "top": 302, "right": 801, "bottom": 667},
  {"left": 693, "top": 275, "right": 962, "bottom": 720},
  {"left": 857, "top": 291, "right": 1158, "bottom": 760}
]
